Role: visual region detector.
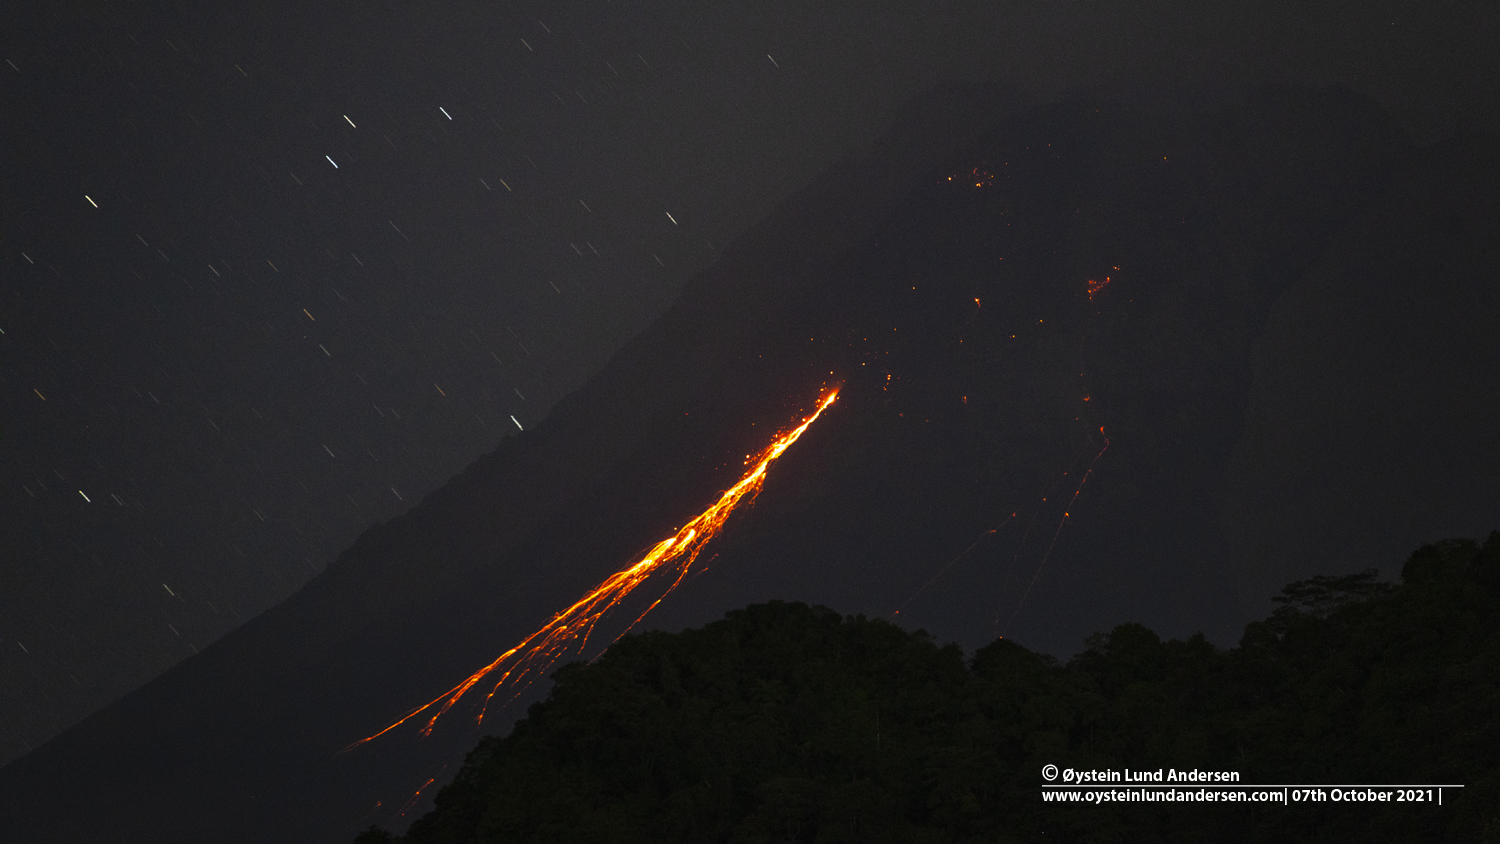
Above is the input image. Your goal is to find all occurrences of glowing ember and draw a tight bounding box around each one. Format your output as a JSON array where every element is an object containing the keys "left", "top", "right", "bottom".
[
  {"left": 1087, "top": 276, "right": 1112, "bottom": 300},
  {"left": 347, "top": 386, "right": 840, "bottom": 750},
  {"left": 395, "top": 766, "right": 446, "bottom": 820},
  {"left": 1005, "top": 427, "right": 1109, "bottom": 633},
  {"left": 945, "top": 166, "right": 994, "bottom": 187}
]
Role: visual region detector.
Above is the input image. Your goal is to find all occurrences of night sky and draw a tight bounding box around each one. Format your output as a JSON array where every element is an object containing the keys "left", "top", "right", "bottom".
[{"left": 3, "top": 0, "right": 1496, "bottom": 769}]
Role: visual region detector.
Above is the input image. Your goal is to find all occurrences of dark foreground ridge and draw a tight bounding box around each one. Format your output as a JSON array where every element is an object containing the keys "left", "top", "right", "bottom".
[{"left": 360, "top": 535, "right": 1500, "bottom": 843}]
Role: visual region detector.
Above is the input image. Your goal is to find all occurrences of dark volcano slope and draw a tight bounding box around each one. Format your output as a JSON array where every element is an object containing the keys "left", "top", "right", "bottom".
[{"left": 4, "top": 83, "right": 1497, "bottom": 843}]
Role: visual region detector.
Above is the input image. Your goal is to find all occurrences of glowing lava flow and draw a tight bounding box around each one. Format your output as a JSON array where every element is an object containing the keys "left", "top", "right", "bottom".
[{"left": 346, "top": 386, "right": 840, "bottom": 750}]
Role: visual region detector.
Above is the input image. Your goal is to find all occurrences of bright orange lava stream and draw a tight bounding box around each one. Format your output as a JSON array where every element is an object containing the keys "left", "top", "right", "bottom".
[{"left": 347, "top": 387, "right": 840, "bottom": 751}]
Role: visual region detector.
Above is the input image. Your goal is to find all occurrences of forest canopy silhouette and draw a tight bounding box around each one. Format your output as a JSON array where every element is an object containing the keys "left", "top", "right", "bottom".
[{"left": 357, "top": 533, "right": 1500, "bottom": 843}]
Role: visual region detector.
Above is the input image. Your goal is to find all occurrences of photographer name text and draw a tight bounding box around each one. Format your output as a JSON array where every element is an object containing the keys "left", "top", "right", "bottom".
[{"left": 1060, "top": 768, "right": 1241, "bottom": 784}]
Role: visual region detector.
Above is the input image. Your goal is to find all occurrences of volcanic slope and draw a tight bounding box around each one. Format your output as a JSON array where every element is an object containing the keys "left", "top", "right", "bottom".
[{"left": 3, "top": 83, "right": 1498, "bottom": 843}]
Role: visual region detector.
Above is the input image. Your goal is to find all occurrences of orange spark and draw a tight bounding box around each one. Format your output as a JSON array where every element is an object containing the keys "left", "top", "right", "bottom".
[
  {"left": 1087, "top": 276, "right": 1112, "bottom": 301},
  {"left": 347, "top": 386, "right": 840, "bottom": 750},
  {"left": 395, "top": 767, "right": 446, "bottom": 820},
  {"left": 945, "top": 166, "right": 993, "bottom": 187},
  {"left": 1004, "top": 428, "right": 1109, "bottom": 634}
]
